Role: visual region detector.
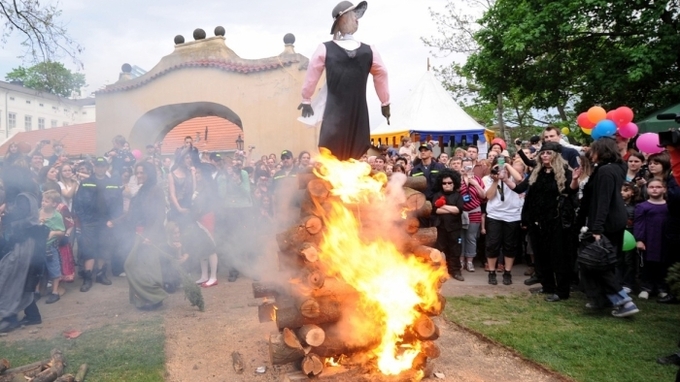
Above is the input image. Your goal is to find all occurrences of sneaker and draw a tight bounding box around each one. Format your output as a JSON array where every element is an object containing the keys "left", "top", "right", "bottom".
[
  {"left": 502, "top": 272, "right": 512, "bottom": 285},
  {"left": 638, "top": 291, "right": 649, "bottom": 300},
  {"left": 118, "top": 272, "right": 126, "bottom": 277},
  {"left": 659, "top": 292, "right": 669, "bottom": 298},
  {"left": 622, "top": 286, "right": 632, "bottom": 294},
  {"left": 524, "top": 275, "right": 540, "bottom": 286},
  {"left": 45, "top": 293, "right": 60, "bottom": 304},
  {"left": 452, "top": 271, "right": 465, "bottom": 282},
  {"left": 466, "top": 261, "right": 475, "bottom": 272},
  {"left": 18, "top": 317, "right": 42, "bottom": 326},
  {"left": 612, "top": 303, "right": 639, "bottom": 318},
  {"left": 545, "top": 294, "right": 561, "bottom": 302},
  {"left": 488, "top": 272, "right": 497, "bottom": 285}
]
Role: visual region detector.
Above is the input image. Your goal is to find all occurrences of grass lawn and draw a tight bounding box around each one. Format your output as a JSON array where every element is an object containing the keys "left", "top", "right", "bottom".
[
  {"left": 0, "top": 317, "right": 165, "bottom": 382},
  {"left": 446, "top": 292, "right": 680, "bottom": 382}
]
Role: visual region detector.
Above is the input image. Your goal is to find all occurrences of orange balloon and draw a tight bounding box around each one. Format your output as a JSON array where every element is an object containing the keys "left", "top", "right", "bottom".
[{"left": 587, "top": 106, "right": 607, "bottom": 124}]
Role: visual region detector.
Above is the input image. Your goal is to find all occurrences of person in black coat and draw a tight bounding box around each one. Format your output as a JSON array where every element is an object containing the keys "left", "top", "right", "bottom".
[
  {"left": 432, "top": 169, "right": 465, "bottom": 281},
  {"left": 578, "top": 137, "right": 639, "bottom": 317}
]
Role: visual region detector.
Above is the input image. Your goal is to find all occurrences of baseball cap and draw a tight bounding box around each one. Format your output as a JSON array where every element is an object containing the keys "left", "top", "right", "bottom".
[
  {"left": 209, "top": 152, "right": 223, "bottom": 161},
  {"left": 418, "top": 143, "right": 433, "bottom": 151},
  {"left": 281, "top": 150, "right": 293, "bottom": 159},
  {"left": 94, "top": 157, "right": 109, "bottom": 167}
]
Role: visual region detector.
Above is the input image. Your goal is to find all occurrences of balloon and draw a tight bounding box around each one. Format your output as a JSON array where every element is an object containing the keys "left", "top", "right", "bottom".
[
  {"left": 491, "top": 138, "right": 507, "bottom": 150},
  {"left": 622, "top": 231, "right": 636, "bottom": 251},
  {"left": 636, "top": 133, "right": 663, "bottom": 154},
  {"left": 614, "top": 106, "right": 634, "bottom": 126},
  {"left": 577, "top": 112, "right": 596, "bottom": 129},
  {"left": 591, "top": 129, "right": 603, "bottom": 140},
  {"left": 581, "top": 127, "right": 592, "bottom": 135},
  {"left": 593, "top": 119, "right": 617, "bottom": 139},
  {"left": 618, "top": 122, "right": 639, "bottom": 139},
  {"left": 131, "top": 149, "right": 142, "bottom": 160},
  {"left": 561, "top": 127, "right": 570, "bottom": 136},
  {"left": 587, "top": 106, "right": 607, "bottom": 124},
  {"left": 606, "top": 110, "right": 616, "bottom": 121}
]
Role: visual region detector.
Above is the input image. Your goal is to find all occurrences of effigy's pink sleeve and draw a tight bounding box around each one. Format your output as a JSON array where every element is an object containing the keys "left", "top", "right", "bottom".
[
  {"left": 370, "top": 46, "right": 390, "bottom": 106},
  {"left": 301, "top": 44, "right": 327, "bottom": 103}
]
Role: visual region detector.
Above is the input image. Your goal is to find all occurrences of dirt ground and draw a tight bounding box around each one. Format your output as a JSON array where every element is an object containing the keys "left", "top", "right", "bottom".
[{"left": 2, "top": 263, "right": 571, "bottom": 382}]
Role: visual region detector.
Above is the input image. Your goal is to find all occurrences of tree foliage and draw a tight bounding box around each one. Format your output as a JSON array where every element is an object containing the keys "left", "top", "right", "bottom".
[
  {"left": 0, "top": 0, "right": 82, "bottom": 65},
  {"left": 464, "top": 0, "right": 680, "bottom": 118},
  {"left": 6, "top": 61, "right": 86, "bottom": 97}
]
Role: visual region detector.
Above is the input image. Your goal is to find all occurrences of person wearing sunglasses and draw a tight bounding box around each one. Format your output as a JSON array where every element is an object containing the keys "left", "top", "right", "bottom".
[{"left": 432, "top": 169, "right": 465, "bottom": 282}]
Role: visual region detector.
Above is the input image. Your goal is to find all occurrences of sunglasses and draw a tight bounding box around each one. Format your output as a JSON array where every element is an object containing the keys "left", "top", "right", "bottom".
[
  {"left": 540, "top": 151, "right": 554, "bottom": 156},
  {"left": 442, "top": 181, "right": 454, "bottom": 185}
]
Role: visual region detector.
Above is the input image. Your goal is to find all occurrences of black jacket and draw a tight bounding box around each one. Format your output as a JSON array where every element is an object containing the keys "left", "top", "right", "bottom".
[
  {"left": 410, "top": 161, "right": 446, "bottom": 200},
  {"left": 432, "top": 191, "right": 465, "bottom": 232},
  {"left": 583, "top": 162, "right": 627, "bottom": 235},
  {"left": 72, "top": 175, "right": 123, "bottom": 225}
]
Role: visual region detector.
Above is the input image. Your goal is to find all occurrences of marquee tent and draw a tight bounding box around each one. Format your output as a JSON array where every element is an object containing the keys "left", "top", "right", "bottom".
[
  {"left": 637, "top": 102, "right": 680, "bottom": 133},
  {"left": 370, "top": 71, "right": 487, "bottom": 146}
]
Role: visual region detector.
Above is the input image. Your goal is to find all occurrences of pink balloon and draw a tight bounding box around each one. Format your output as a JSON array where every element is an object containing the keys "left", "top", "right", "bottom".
[
  {"left": 131, "top": 149, "right": 142, "bottom": 160},
  {"left": 618, "top": 122, "right": 638, "bottom": 139},
  {"left": 636, "top": 133, "right": 663, "bottom": 154},
  {"left": 614, "top": 106, "right": 634, "bottom": 125},
  {"left": 577, "top": 112, "right": 596, "bottom": 129}
]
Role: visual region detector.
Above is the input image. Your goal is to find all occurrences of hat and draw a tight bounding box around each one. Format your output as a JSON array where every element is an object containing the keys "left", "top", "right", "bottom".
[
  {"left": 529, "top": 135, "right": 541, "bottom": 144},
  {"left": 418, "top": 143, "right": 433, "bottom": 151},
  {"left": 330, "top": 1, "right": 368, "bottom": 34},
  {"left": 537, "top": 142, "right": 562, "bottom": 154},
  {"left": 94, "top": 157, "right": 109, "bottom": 167},
  {"left": 209, "top": 152, "right": 223, "bottom": 162},
  {"left": 281, "top": 150, "right": 293, "bottom": 159}
]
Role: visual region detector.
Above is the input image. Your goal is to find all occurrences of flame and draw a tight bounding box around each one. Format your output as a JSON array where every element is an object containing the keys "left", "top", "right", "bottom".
[{"left": 313, "top": 149, "right": 446, "bottom": 376}]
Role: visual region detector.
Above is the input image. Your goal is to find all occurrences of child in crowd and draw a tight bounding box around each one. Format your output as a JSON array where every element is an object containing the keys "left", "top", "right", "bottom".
[
  {"left": 621, "top": 182, "right": 640, "bottom": 292},
  {"left": 634, "top": 179, "right": 669, "bottom": 300},
  {"left": 40, "top": 190, "right": 66, "bottom": 304}
]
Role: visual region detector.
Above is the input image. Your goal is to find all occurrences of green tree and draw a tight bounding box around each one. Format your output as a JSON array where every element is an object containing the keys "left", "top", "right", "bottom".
[
  {"left": 464, "top": 0, "right": 680, "bottom": 118},
  {"left": 6, "top": 61, "right": 86, "bottom": 97},
  {"left": 0, "top": 0, "right": 82, "bottom": 64}
]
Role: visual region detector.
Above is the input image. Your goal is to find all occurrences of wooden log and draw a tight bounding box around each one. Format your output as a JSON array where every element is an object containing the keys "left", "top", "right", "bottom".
[
  {"left": 418, "top": 293, "right": 446, "bottom": 317},
  {"left": 297, "top": 168, "right": 317, "bottom": 190},
  {"left": 312, "top": 335, "right": 379, "bottom": 358},
  {"left": 283, "top": 328, "right": 304, "bottom": 350},
  {"left": 403, "top": 217, "right": 420, "bottom": 234},
  {"left": 416, "top": 201, "right": 433, "bottom": 218},
  {"left": 231, "top": 351, "right": 244, "bottom": 374},
  {"left": 55, "top": 375, "right": 75, "bottom": 382},
  {"left": 412, "top": 227, "right": 437, "bottom": 247},
  {"left": 252, "top": 282, "right": 282, "bottom": 298},
  {"left": 276, "top": 218, "right": 323, "bottom": 252},
  {"left": 421, "top": 341, "right": 441, "bottom": 359},
  {"left": 32, "top": 349, "right": 65, "bottom": 382},
  {"left": 258, "top": 302, "right": 276, "bottom": 323},
  {"left": 403, "top": 187, "right": 426, "bottom": 212},
  {"left": 296, "top": 325, "right": 326, "bottom": 347},
  {"left": 0, "top": 359, "right": 49, "bottom": 382},
  {"left": 404, "top": 176, "right": 427, "bottom": 192},
  {"left": 300, "top": 353, "right": 324, "bottom": 377},
  {"left": 302, "top": 267, "right": 325, "bottom": 289},
  {"left": 0, "top": 359, "right": 8, "bottom": 374},
  {"left": 303, "top": 216, "right": 323, "bottom": 235},
  {"left": 299, "top": 243, "right": 319, "bottom": 263},
  {"left": 276, "top": 299, "right": 342, "bottom": 329},
  {"left": 412, "top": 245, "right": 444, "bottom": 265},
  {"left": 307, "top": 179, "right": 331, "bottom": 199},
  {"left": 74, "top": 364, "right": 88, "bottom": 382},
  {"left": 298, "top": 298, "right": 321, "bottom": 319},
  {"left": 269, "top": 334, "right": 305, "bottom": 365},
  {"left": 412, "top": 315, "right": 440, "bottom": 341}
]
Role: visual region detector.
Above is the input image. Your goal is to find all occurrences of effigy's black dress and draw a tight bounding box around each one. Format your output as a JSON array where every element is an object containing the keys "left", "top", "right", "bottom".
[{"left": 319, "top": 42, "right": 373, "bottom": 161}]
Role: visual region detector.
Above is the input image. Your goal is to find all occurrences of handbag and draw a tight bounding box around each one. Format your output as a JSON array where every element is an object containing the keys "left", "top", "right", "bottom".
[{"left": 577, "top": 231, "right": 617, "bottom": 270}]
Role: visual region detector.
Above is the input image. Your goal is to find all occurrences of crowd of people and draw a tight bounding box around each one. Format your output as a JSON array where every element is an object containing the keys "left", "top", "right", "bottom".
[{"left": 0, "top": 125, "right": 678, "bottom": 333}]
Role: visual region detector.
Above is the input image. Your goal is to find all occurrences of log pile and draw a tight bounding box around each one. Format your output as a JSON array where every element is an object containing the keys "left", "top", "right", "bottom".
[
  {"left": 255, "top": 170, "right": 446, "bottom": 379},
  {"left": 0, "top": 350, "right": 85, "bottom": 382}
]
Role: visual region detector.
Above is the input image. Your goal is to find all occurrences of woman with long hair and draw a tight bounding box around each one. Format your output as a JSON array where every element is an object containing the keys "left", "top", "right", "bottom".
[
  {"left": 167, "top": 152, "right": 195, "bottom": 224},
  {"left": 123, "top": 161, "right": 168, "bottom": 310},
  {"left": 432, "top": 169, "right": 465, "bottom": 281},
  {"left": 58, "top": 164, "right": 79, "bottom": 210},
  {"left": 577, "top": 137, "right": 639, "bottom": 317},
  {"left": 297, "top": 151, "right": 312, "bottom": 170},
  {"left": 639, "top": 152, "right": 670, "bottom": 200},
  {"left": 502, "top": 142, "right": 578, "bottom": 302},
  {"left": 3, "top": 142, "right": 23, "bottom": 166},
  {"left": 626, "top": 152, "right": 645, "bottom": 183}
]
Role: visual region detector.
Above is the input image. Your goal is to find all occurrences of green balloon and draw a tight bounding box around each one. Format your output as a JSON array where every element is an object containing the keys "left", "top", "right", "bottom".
[{"left": 623, "top": 231, "right": 636, "bottom": 251}]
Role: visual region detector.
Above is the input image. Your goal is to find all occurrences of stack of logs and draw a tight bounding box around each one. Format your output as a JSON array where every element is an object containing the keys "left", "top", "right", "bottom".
[
  {"left": 254, "top": 171, "right": 447, "bottom": 378},
  {"left": 0, "top": 350, "right": 87, "bottom": 382}
]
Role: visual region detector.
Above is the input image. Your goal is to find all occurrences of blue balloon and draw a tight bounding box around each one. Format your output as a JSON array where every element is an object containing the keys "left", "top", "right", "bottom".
[
  {"left": 591, "top": 129, "right": 603, "bottom": 140},
  {"left": 594, "top": 119, "right": 617, "bottom": 138}
]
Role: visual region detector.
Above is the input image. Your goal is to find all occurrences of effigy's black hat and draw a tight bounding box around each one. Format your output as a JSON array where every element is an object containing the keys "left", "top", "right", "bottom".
[{"left": 330, "top": 1, "right": 367, "bottom": 34}]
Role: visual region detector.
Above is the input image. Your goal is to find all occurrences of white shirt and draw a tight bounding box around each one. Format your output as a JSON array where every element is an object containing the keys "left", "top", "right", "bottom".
[{"left": 483, "top": 176, "right": 523, "bottom": 222}]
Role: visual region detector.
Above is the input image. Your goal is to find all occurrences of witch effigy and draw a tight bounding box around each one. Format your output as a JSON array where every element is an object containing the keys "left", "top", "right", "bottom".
[{"left": 298, "top": 1, "right": 391, "bottom": 161}]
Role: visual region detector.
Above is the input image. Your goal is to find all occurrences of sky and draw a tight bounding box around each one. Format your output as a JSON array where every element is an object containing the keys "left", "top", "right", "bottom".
[{"left": 0, "top": 0, "right": 468, "bottom": 126}]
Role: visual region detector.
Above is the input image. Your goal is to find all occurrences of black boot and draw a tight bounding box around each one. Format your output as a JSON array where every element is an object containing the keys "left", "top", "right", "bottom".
[
  {"left": 80, "top": 270, "right": 93, "bottom": 292},
  {"left": 95, "top": 265, "right": 112, "bottom": 286}
]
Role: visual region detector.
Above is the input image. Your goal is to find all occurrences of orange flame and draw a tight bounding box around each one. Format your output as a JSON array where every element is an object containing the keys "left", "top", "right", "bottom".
[{"left": 313, "top": 149, "right": 446, "bottom": 376}]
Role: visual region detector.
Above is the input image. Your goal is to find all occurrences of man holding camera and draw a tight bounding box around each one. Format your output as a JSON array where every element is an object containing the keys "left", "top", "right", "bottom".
[{"left": 106, "top": 135, "right": 136, "bottom": 179}]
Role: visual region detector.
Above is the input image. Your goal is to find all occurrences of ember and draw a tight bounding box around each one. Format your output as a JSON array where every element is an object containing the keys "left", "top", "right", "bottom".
[{"left": 255, "top": 149, "right": 447, "bottom": 380}]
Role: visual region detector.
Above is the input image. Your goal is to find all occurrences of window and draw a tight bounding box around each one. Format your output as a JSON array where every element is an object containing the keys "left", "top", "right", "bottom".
[
  {"left": 62, "top": 121, "right": 69, "bottom": 126},
  {"left": 51, "top": 120, "right": 57, "bottom": 128},
  {"left": 26, "top": 100, "right": 31, "bottom": 104},
  {"left": 63, "top": 108, "right": 68, "bottom": 112},
  {"left": 38, "top": 118, "right": 45, "bottom": 130},
  {"left": 82, "top": 111, "right": 87, "bottom": 115},
  {"left": 8, "top": 113, "right": 16, "bottom": 129},
  {"left": 25, "top": 115, "right": 32, "bottom": 131},
  {"left": 39, "top": 103, "right": 44, "bottom": 107},
  {"left": 52, "top": 106, "right": 57, "bottom": 110},
  {"left": 9, "top": 97, "right": 14, "bottom": 101}
]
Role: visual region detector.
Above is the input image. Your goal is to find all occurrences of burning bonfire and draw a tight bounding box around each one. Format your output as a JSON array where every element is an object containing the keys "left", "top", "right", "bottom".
[{"left": 254, "top": 149, "right": 448, "bottom": 380}]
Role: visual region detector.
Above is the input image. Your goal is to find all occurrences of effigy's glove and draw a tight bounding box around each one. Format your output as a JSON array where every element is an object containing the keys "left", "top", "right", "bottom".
[
  {"left": 381, "top": 104, "right": 391, "bottom": 125},
  {"left": 297, "top": 103, "right": 314, "bottom": 118}
]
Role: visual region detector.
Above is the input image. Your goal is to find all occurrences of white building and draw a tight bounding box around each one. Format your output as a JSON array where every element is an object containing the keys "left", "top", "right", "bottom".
[{"left": 0, "top": 80, "right": 96, "bottom": 142}]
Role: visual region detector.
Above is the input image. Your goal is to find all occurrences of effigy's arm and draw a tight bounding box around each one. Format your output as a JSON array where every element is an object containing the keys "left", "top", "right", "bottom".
[
  {"left": 301, "top": 44, "right": 327, "bottom": 104},
  {"left": 370, "top": 46, "right": 390, "bottom": 106}
]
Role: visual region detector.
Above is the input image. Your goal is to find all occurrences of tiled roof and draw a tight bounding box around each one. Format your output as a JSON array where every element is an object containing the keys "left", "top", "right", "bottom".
[
  {"left": 0, "top": 123, "right": 97, "bottom": 158},
  {"left": 97, "top": 55, "right": 308, "bottom": 94},
  {"left": 161, "top": 116, "right": 243, "bottom": 155}
]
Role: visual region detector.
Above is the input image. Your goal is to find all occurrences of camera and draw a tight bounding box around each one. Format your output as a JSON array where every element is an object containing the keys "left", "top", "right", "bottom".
[
  {"left": 656, "top": 113, "right": 680, "bottom": 147},
  {"left": 635, "top": 164, "right": 648, "bottom": 180},
  {"left": 464, "top": 165, "right": 473, "bottom": 172},
  {"left": 490, "top": 166, "right": 499, "bottom": 175},
  {"left": 515, "top": 139, "right": 522, "bottom": 146}
]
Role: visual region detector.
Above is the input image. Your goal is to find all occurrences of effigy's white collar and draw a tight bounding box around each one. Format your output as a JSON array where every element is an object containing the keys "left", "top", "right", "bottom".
[{"left": 333, "top": 34, "right": 361, "bottom": 50}]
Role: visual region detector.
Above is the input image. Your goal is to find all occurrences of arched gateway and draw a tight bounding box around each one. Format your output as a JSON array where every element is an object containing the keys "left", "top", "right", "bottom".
[{"left": 95, "top": 28, "right": 318, "bottom": 157}]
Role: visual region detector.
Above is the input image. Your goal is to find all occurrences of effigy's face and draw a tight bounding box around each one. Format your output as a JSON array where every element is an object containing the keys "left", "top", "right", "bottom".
[{"left": 339, "top": 11, "right": 359, "bottom": 34}]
